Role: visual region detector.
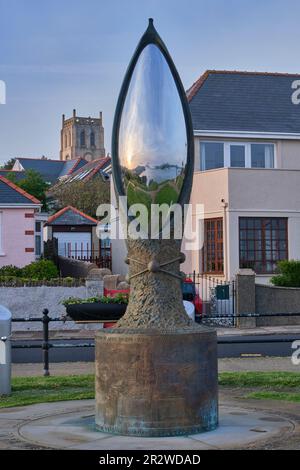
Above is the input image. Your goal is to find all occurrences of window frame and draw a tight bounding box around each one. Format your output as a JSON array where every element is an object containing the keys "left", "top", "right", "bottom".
[
  {"left": 250, "top": 143, "right": 275, "bottom": 169},
  {"left": 239, "top": 217, "right": 288, "bottom": 274},
  {"left": 227, "top": 142, "right": 248, "bottom": 168},
  {"left": 202, "top": 217, "right": 224, "bottom": 274},
  {"left": 200, "top": 141, "right": 224, "bottom": 171},
  {"left": 200, "top": 141, "right": 276, "bottom": 170}
]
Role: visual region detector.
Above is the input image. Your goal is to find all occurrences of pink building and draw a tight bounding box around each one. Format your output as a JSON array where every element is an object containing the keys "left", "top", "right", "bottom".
[{"left": 0, "top": 176, "right": 42, "bottom": 267}]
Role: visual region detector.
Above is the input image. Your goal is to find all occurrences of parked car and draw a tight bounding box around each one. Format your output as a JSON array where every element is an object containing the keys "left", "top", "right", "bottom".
[{"left": 182, "top": 278, "right": 203, "bottom": 318}]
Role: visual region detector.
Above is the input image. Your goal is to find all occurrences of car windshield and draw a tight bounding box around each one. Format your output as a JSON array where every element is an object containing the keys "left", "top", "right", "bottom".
[{"left": 182, "top": 282, "right": 196, "bottom": 296}]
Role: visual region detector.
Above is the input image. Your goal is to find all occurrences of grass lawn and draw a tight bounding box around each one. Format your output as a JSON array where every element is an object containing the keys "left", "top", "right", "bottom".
[
  {"left": 0, "top": 372, "right": 300, "bottom": 408},
  {"left": 220, "top": 371, "right": 300, "bottom": 403},
  {"left": 0, "top": 375, "right": 94, "bottom": 408},
  {"left": 219, "top": 371, "right": 300, "bottom": 389}
]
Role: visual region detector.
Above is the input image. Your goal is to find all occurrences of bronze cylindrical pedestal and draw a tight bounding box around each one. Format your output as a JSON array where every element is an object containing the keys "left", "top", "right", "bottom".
[{"left": 95, "top": 327, "right": 218, "bottom": 437}]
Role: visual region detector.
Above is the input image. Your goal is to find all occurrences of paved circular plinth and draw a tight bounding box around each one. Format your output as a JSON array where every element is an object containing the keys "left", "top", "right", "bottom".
[{"left": 2, "top": 400, "right": 293, "bottom": 450}]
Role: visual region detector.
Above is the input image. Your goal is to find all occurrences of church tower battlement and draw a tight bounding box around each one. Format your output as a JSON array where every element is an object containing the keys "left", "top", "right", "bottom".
[{"left": 60, "top": 109, "right": 105, "bottom": 161}]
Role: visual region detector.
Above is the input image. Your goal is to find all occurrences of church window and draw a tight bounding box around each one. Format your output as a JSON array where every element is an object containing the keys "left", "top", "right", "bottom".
[
  {"left": 90, "top": 131, "right": 95, "bottom": 147},
  {"left": 80, "top": 130, "right": 86, "bottom": 147}
]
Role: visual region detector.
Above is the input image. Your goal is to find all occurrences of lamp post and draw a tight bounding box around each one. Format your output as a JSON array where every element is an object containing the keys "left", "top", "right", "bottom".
[{"left": 95, "top": 19, "right": 218, "bottom": 437}]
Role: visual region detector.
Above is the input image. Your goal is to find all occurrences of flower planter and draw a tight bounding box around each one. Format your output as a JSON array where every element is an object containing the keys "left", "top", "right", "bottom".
[{"left": 65, "top": 302, "right": 127, "bottom": 322}]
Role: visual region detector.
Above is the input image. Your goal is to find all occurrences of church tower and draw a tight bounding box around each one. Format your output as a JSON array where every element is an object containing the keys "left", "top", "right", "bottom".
[{"left": 60, "top": 109, "right": 105, "bottom": 161}]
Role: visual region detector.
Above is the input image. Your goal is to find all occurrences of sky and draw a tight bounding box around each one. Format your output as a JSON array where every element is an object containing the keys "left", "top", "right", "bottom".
[{"left": 1, "top": 0, "right": 300, "bottom": 165}]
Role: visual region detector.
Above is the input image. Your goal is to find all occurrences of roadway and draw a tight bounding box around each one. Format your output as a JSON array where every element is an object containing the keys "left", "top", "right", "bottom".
[{"left": 11, "top": 333, "right": 300, "bottom": 363}]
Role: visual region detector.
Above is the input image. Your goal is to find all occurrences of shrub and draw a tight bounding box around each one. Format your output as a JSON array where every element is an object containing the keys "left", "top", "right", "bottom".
[
  {"left": 0, "top": 265, "right": 22, "bottom": 277},
  {"left": 270, "top": 260, "right": 300, "bottom": 287},
  {"left": 21, "top": 259, "right": 59, "bottom": 280}
]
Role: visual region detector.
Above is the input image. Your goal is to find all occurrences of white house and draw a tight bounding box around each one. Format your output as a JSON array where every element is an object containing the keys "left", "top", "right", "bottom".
[{"left": 111, "top": 70, "right": 300, "bottom": 283}]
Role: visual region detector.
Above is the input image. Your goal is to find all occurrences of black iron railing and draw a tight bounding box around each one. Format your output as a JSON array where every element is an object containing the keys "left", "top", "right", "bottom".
[{"left": 11, "top": 309, "right": 300, "bottom": 377}]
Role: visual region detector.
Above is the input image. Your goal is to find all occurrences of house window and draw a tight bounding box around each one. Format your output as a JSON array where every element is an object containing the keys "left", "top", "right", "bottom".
[
  {"left": 251, "top": 144, "right": 274, "bottom": 168},
  {"left": 239, "top": 217, "right": 288, "bottom": 274},
  {"left": 90, "top": 131, "right": 95, "bottom": 147},
  {"left": 203, "top": 218, "right": 223, "bottom": 273},
  {"left": 35, "top": 235, "right": 41, "bottom": 257},
  {"left": 80, "top": 130, "right": 86, "bottom": 147},
  {"left": 200, "top": 142, "right": 275, "bottom": 170},
  {"left": 230, "top": 144, "right": 245, "bottom": 167},
  {"left": 200, "top": 142, "right": 224, "bottom": 170}
]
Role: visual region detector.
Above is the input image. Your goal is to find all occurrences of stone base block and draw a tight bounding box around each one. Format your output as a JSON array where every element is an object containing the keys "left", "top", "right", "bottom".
[{"left": 95, "top": 328, "right": 218, "bottom": 437}]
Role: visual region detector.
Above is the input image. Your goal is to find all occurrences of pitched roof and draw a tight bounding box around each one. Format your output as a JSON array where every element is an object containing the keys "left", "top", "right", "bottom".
[
  {"left": 0, "top": 175, "right": 41, "bottom": 205},
  {"left": 16, "top": 157, "right": 65, "bottom": 184},
  {"left": 187, "top": 70, "right": 300, "bottom": 134},
  {"left": 14, "top": 157, "right": 89, "bottom": 184},
  {"left": 46, "top": 206, "right": 98, "bottom": 226},
  {"left": 0, "top": 170, "right": 25, "bottom": 182},
  {"left": 58, "top": 158, "right": 88, "bottom": 178},
  {"left": 64, "top": 156, "right": 111, "bottom": 183}
]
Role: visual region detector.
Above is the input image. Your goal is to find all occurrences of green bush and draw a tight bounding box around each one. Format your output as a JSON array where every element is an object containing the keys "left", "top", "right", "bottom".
[
  {"left": 21, "top": 260, "right": 59, "bottom": 280},
  {"left": 270, "top": 260, "right": 300, "bottom": 287},
  {"left": 0, "top": 265, "right": 22, "bottom": 277}
]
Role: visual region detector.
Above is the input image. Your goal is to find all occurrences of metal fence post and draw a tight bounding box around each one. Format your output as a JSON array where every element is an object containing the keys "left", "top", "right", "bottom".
[
  {"left": 42, "top": 309, "right": 50, "bottom": 377},
  {"left": 0, "top": 305, "right": 12, "bottom": 395}
]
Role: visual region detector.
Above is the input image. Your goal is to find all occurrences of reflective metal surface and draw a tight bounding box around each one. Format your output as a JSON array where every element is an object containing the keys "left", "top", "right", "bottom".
[{"left": 119, "top": 44, "right": 187, "bottom": 208}]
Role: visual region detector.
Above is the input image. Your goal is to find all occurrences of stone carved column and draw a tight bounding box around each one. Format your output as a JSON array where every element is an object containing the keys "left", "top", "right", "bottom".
[{"left": 117, "top": 239, "right": 192, "bottom": 330}]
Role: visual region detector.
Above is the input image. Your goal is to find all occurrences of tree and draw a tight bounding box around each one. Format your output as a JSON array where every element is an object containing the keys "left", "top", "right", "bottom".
[
  {"left": 0, "top": 158, "right": 16, "bottom": 170},
  {"left": 49, "top": 175, "right": 110, "bottom": 218},
  {"left": 5, "top": 169, "right": 49, "bottom": 210}
]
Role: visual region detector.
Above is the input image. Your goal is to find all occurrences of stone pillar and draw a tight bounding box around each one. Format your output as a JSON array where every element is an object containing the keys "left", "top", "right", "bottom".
[
  {"left": 235, "top": 269, "right": 256, "bottom": 328},
  {"left": 86, "top": 269, "right": 104, "bottom": 298}
]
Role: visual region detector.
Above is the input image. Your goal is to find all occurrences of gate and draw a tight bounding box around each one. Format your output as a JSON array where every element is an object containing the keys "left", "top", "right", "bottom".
[{"left": 187, "top": 272, "right": 235, "bottom": 326}]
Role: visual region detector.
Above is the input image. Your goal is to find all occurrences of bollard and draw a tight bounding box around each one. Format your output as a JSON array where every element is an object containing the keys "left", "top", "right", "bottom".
[
  {"left": 0, "top": 305, "right": 12, "bottom": 395},
  {"left": 42, "top": 309, "right": 50, "bottom": 377}
]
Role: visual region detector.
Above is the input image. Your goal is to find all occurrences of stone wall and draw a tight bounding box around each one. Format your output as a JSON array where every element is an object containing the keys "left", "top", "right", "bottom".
[
  {"left": 58, "top": 256, "right": 98, "bottom": 278},
  {"left": 235, "top": 269, "right": 300, "bottom": 327},
  {"left": 0, "top": 285, "right": 97, "bottom": 331},
  {"left": 0, "top": 267, "right": 130, "bottom": 332},
  {"left": 255, "top": 284, "right": 300, "bottom": 326}
]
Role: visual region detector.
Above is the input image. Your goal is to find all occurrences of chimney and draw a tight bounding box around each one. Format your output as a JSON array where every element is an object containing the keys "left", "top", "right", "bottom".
[
  {"left": 99, "top": 111, "right": 102, "bottom": 124},
  {"left": 62, "top": 114, "right": 65, "bottom": 125},
  {"left": 73, "top": 109, "right": 76, "bottom": 118}
]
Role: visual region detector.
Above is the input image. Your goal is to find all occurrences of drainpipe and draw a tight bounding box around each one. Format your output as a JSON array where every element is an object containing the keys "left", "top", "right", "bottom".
[{"left": 221, "top": 199, "right": 229, "bottom": 280}]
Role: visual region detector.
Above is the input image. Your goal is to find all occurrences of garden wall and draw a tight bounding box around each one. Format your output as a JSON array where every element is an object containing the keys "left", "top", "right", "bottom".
[
  {"left": 0, "top": 285, "right": 99, "bottom": 331},
  {"left": 58, "top": 256, "right": 98, "bottom": 278},
  {"left": 255, "top": 284, "right": 300, "bottom": 326},
  {"left": 235, "top": 269, "right": 300, "bottom": 327}
]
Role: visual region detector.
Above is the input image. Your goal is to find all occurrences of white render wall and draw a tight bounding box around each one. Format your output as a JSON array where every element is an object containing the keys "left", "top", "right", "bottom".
[
  {"left": 0, "top": 286, "right": 99, "bottom": 331},
  {"left": 184, "top": 166, "right": 300, "bottom": 282}
]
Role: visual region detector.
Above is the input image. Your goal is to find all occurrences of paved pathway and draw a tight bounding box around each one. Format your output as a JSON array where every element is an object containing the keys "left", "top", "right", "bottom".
[{"left": 1, "top": 390, "right": 299, "bottom": 450}]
